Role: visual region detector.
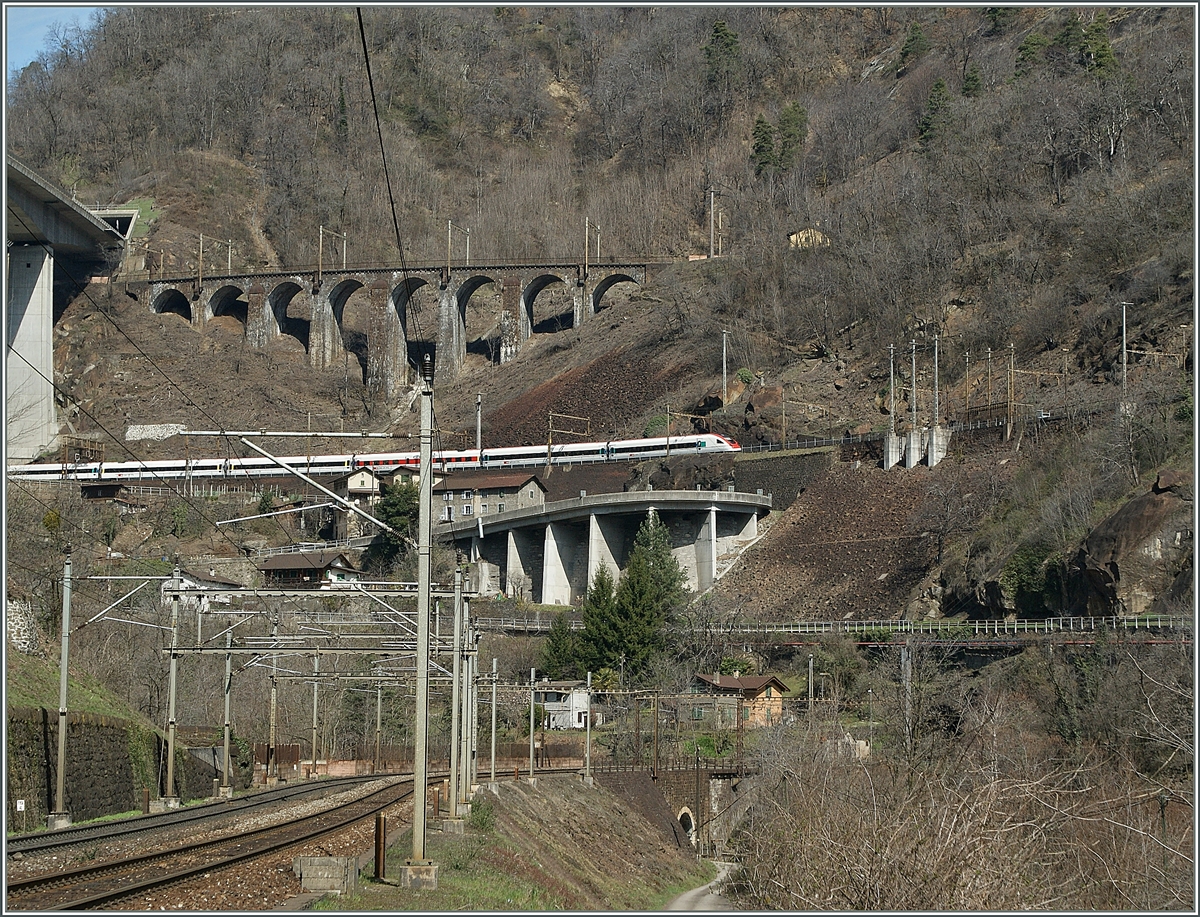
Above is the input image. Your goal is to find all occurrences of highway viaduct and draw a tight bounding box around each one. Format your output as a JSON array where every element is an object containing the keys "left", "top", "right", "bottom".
[
  {"left": 5, "top": 157, "right": 131, "bottom": 462},
  {"left": 437, "top": 488, "right": 773, "bottom": 605}
]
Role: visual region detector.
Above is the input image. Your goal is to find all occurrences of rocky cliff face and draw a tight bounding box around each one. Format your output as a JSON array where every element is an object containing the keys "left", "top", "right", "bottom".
[{"left": 1071, "top": 469, "right": 1194, "bottom": 617}]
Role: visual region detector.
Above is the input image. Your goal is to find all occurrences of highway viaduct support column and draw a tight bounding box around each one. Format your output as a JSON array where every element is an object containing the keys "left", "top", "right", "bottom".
[
  {"left": 696, "top": 507, "right": 718, "bottom": 593},
  {"left": 6, "top": 245, "right": 58, "bottom": 462},
  {"left": 542, "top": 521, "right": 585, "bottom": 606},
  {"left": 903, "top": 428, "right": 925, "bottom": 469},
  {"left": 506, "top": 528, "right": 542, "bottom": 603},
  {"left": 586, "top": 514, "right": 622, "bottom": 588},
  {"left": 883, "top": 432, "right": 904, "bottom": 470}
]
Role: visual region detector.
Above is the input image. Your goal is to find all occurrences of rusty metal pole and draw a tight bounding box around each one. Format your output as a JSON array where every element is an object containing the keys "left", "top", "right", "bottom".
[
  {"left": 529, "top": 669, "right": 535, "bottom": 775},
  {"left": 374, "top": 813, "right": 386, "bottom": 880},
  {"left": 222, "top": 629, "right": 232, "bottom": 792},
  {"left": 448, "top": 565, "right": 463, "bottom": 816},
  {"left": 490, "top": 658, "right": 497, "bottom": 782},
  {"left": 310, "top": 651, "right": 319, "bottom": 779}
]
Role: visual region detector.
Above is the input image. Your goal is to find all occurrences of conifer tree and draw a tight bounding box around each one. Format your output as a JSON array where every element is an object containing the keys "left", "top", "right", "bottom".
[
  {"left": 540, "top": 611, "right": 579, "bottom": 679},
  {"left": 577, "top": 564, "right": 619, "bottom": 674},
  {"left": 751, "top": 116, "right": 777, "bottom": 176},
  {"left": 776, "top": 102, "right": 808, "bottom": 171}
]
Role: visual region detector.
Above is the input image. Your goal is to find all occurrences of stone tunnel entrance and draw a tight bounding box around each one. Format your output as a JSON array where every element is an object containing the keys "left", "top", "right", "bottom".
[{"left": 677, "top": 807, "right": 696, "bottom": 845}]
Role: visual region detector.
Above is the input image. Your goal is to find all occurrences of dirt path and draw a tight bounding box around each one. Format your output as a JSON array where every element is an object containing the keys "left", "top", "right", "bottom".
[{"left": 663, "top": 860, "right": 737, "bottom": 911}]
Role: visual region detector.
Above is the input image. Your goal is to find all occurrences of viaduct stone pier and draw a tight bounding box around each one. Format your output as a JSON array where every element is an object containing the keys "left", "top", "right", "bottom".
[
  {"left": 131, "top": 261, "right": 649, "bottom": 393},
  {"left": 438, "top": 489, "right": 772, "bottom": 605}
]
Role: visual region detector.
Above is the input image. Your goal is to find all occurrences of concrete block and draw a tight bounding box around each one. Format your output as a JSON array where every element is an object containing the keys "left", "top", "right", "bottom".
[
  {"left": 441, "top": 818, "right": 465, "bottom": 834},
  {"left": 398, "top": 863, "right": 439, "bottom": 890},
  {"left": 293, "top": 856, "right": 358, "bottom": 894}
]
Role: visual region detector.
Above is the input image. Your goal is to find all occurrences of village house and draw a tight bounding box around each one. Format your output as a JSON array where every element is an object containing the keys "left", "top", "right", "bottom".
[
  {"left": 256, "top": 550, "right": 361, "bottom": 588},
  {"left": 689, "top": 673, "right": 790, "bottom": 728},
  {"left": 432, "top": 471, "right": 547, "bottom": 523},
  {"left": 328, "top": 468, "right": 387, "bottom": 539},
  {"left": 533, "top": 679, "right": 602, "bottom": 730},
  {"left": 163, "top": 567, "right": 244, "bottom": 613}
]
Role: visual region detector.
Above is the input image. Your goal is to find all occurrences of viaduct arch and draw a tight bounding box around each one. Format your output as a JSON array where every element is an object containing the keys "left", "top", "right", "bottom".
[{"left": 130, "top": 262, "right": 648, "bottom": 394}]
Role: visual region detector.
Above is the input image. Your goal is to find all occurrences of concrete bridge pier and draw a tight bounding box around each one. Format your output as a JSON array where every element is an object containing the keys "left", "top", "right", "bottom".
[
  {"left": 883, "top": 432, "right": 904, "bottom": 469},
  {"left": 903, "top": 429, "right": 925, "bottom": 469},
  {"left": 507, "top": 528, "right": 542, "bottom": 602},
  {"left": 927, "top": 425, "right": 951, "bottom": 467},
  {"left": 245, "top": 283, "right": 270, "bottom": 348},
  {"left": 6, "top": 246, "right": 58, "bottom": 461},
  {"left": 586, "top": 514, "right": 625, "bottom": 588}
]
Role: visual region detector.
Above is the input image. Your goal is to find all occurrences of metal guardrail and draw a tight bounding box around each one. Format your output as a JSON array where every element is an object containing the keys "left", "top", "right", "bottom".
[
  {"left": 252, "top": 536, "right": 377, "bottom": 558},
  {"left": 472, "top": 614, "right": 1191, "bottom": 636}
]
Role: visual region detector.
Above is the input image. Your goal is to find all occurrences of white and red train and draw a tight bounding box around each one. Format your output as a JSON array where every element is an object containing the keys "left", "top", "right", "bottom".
[{"left": 7, "top": 433, "right": 740, "bottom": 483}]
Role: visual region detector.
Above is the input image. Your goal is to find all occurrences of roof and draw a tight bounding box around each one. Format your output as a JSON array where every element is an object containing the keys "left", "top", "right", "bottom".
[
  {"left": 180, "top": 568, "right": 243, "bottom": 588},
  {"left": 256, "top": 551, "right": 356, "bottom": 572},
  {"left": 433, "top": 471, "right": 546, "bottom": 493},
  {"left": 693, "top": 673, "right": 790, "bottom": 695}
]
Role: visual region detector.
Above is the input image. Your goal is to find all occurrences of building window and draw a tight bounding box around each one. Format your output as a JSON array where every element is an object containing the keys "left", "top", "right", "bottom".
[
  {"left": 498, "top": 503, "right": 505, "bottom": 513},
  {"left": 462, "top": 490, "right": 472, "bottom": 499},
  {"left": 442, "top": 492, "right": 452, "bottom": 501},
  {"left": 481, "top": 503, "right": 489, "bottom": 515},
  {"left": 441, "top": 507, "right": 454, "bottom": 521},
  {"left": 462, "top": 504, "right": 474, "bottom": 516},
  {"left": 692, "top": 707, "right": 706, "bottom": 721}
]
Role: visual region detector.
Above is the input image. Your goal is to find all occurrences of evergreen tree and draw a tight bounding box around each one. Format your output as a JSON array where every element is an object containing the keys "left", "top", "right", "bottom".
[
  {"left": 360, "top": 480, "right": 418, "bottom": 571},
  {"left": 612, "top": 511, "right": 686, "bottom": 677},
  {"left": 961, "top": 63, "right": 982, "bottom": 98},
  {"left": 1082, "top": 13, "right": 1118, "bottom": 77},
  {"left": 577, "top": 564, "right": 619, "bottom": 674},
  {"left": 918, "top": 78, "right": 953, "bottom": 149},
  {"left": 776, "top": 102, "right": 808, "bottom": 171},
  {"left": 984, "top": 7, "right": 1018, "bottom": 35},
  {"left": 704, "top": 19, "right": 741, "bottom": 89},
  {"left": 539, "top": 611, "right": 579, "bottom": 679},
  {"left": 900, "top": 22, "right": 930, "bottom": 68},
  {"left": 1015, "top": 32, "right": 1049, "bottom": 78},
  {"left": 750, "top": 115, "right": 777, "bottom": 176}
]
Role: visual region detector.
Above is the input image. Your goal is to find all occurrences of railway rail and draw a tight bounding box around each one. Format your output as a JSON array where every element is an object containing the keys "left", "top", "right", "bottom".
[
  {"left": 5, "top": 776, "right": 415, "bottom": 910},
  {"left": 5, "top": 774, "right": 381, "bottom": 858}
]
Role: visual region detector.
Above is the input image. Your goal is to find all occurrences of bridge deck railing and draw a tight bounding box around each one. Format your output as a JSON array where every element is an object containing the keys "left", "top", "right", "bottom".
[{"left": 471, "top": 614, "right": 1190, "bottom": 635}]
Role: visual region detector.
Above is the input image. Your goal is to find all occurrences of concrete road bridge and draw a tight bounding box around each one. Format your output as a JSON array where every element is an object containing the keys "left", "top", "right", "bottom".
[
  {"left": 6, "top": 157, "right": 130, "bottom": 462},
  {"left": 126, "top": 259, "right": 653, "bottom": 390},
  {"left": 438, "top": 488, "right": 773, "bottom": 605}
]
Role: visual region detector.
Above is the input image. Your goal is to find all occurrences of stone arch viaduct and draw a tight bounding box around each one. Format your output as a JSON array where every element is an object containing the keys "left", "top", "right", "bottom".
[{"left": 127, "top": 261, "right": 651, "bottom": 394}]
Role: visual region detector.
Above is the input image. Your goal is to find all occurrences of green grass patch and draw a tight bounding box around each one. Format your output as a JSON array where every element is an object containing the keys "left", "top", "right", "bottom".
[
  {"left": 120, "top": 197, "right": 162, "bottom": 236},
  {"left": 6, "top": 651, "right": 148, "bottom": 721}
]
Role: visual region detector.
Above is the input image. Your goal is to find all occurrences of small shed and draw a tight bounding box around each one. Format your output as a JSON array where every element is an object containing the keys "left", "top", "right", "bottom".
[
  {"left": 256, "top": 550, "right": 360, "bottom": 588},
  {"left": 533, "top": 679, "right": 602, "bottom": 730}
]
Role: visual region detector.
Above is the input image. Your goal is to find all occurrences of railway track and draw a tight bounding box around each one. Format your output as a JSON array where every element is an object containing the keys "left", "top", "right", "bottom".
[
  {"left": 6, "top": 776, "right": 415, "bottom": 910},
  {"left": 5, "top": 774, "right": 382, "bottom": 859}
]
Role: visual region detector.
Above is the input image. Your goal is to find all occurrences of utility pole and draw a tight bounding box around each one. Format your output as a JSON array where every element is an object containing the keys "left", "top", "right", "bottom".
[
  {"left": 708, "top": 187, "right": 716, "bottom": 258},
  {"left": 198, "top": 233, "right": 204, "bottom": 287},
  {"left": 807, "top": 654, "right": 814, "bottom": 714},
  {"left": 910, "top": 340, "right": 918, "bottom": 434},
  {"left": 1008, "top": 342, "right": 1015, "bottom": 438},
  {"left": 529, "top": 669, "right": 536, "bottom": 775},
  {"left": 933, "top": 334, "right": 940, "bottom": 427},
  {"left": 50, "top": 548, "right": 73, "bottom": 828},
  {"left": 1121, "top": 301, "right": 1130, "bottom": 403},
  {"left": 449, "top": 565, "right": 463, "bottom": 817},
  {"left": 585, "top": 671, "right": 592, "bottom": 783},
  {"left": 310, "top": 652, "right": 320, "bottom": 779},
  {"left": 889, "top": 344, "right": 896, "bottom": 435},
  {"left": 490, "top": 658, "right": 498, "bottom": 783},
  {"left": 374, "top": 686, "right": 382, "bottom": 774},
  {"left": 222, "top": 629, "right": 232, "bottom": 795},
  {"left": 476, "top": 394, "right": 482, "bottom": 452},
  {"left": 722, "top": 329, "right": 729, "bottom": 405},
  {"left": 964, "top": 351, "right": 970, "bottom": 423},
  {"left": 164, "top": 561, "right": 181, "bottom": 805},
  {"left": 403, "top": 352, "right": 436, "bottom": 884},
  {"left": 584, "top": 218, "right": 590, "bottom": 279}
]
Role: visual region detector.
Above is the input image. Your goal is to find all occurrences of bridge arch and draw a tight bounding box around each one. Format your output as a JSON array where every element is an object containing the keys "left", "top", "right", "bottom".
[
  {"left": 328, "top": 278, "right": 368, "bottom": 382},
  {"left": 151, "top": 288, "right": 192, "bottom": 323},
  {"left": 455, "top": 273, "right": 502, "bottom": 361},
  {"left": 523, "top": 272, "right": 573, "bottom": 334},
  {"left": 267, "top": 281, "right": 309, "bottom": 351},
  {"left": 393, "top": 276, "right": 434, "bottom": 369},
  {"left": 592, "top": 272, "right": 639, "bottom": 313},
  {"left": 677, "top": 807, "right": 696, "bottom": 844},
  {"left": 208, "top": 284, "right": 249, "bottom": 328}
]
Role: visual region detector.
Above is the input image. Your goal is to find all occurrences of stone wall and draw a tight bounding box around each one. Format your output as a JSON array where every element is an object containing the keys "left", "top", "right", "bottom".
[{"left": 6, "top": 706, "right": 219, "bottom": 830}]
